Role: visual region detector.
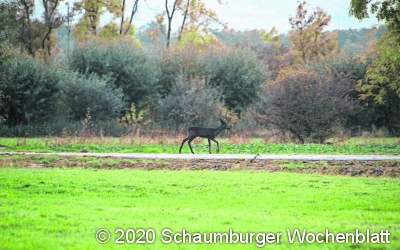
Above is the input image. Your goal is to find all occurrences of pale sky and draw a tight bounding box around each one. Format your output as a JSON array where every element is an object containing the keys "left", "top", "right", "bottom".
[{"left": 37, "top": 0, "right": 381, "bottom": 33}]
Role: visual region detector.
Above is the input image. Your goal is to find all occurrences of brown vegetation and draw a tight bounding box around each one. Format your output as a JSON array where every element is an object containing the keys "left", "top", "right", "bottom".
[{"left": 1, "top": 155, "right": 399, "bottom": 177}]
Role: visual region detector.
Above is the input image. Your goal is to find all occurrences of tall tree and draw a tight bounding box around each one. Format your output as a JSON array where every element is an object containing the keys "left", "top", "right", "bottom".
[
  {"left": 165, "top": 0, "right": 179, "bottom": 47},
  {"left": 119, "top": 0, "right": 125, "bottom": 34},
  {"left": 350, "top": 0, "right": 400, "bottom": 133},
  {"left": 163, "top": 0, "right": 221, "bottom": 48},
  {"left": 74, "top": 0, "right": 104, "bottom": 37},
  {"left": 289, "top": 1, "right": 338, "bottom": 64},
  {"left": 73, "top": 0, "right": 120, "bottom": 40},
  {"left": 121, "top": 0, "right": 139, "bottom": 35},
  {"left": 359, "top": 32, "right": 400, "bottom": 134},
  {"left": 17, "top": 0, "right": 35, "bottom": 56},
  {"left": 1, "top": 0, "right": 64, "bottom": 57},
  {"left": 177, "top": 0, "right": 222, "bottom": 42},
  {"left": 177, "top": 0, "right": 189, "bottom": 41},
  {"left": 42, "top": 0, "right": 64, "bottom": 56},
  {"left": 0, "top": 1, "right": 20, "bottom": 47},
  {"left": 350, "top": 0, "right": 400, "bottom": 34}
]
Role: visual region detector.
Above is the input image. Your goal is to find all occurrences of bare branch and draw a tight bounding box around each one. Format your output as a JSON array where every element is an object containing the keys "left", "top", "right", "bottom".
[
  {"left": 124, "top": 0, "right": 139, "bottom": 35},
  {"left": 119, "top": 0, "right": 125, "bottom": 34},
  {"left": 178, "top": 0, "right": 190, "bottom": 41},
  {"left": 41, "top": 0, "right": 61, "bottom": 56},
  {"left": 165, "top": 0, "right": 179, "bottom": 47}
]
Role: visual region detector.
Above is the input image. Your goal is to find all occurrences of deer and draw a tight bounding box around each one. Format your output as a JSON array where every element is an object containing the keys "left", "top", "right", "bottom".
[{"left": 179, "top": 119, "right": 230, "bottom": 154}]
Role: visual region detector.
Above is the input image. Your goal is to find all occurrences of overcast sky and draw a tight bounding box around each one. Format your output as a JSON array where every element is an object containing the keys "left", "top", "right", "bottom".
[
  {"left": 136, "top": 0, "right": 380, "bottom": 32},
  {"left": 40, "top": 0, "right": 381, "bottom": 33}
]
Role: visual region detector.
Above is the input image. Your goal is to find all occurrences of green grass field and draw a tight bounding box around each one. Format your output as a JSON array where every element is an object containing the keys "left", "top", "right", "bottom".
[
  {"left": 0, "top": 168, "right": 399, "bottom": 249},
  {"left": 0, "top": 137, "right": 399, "bottom": 154}
]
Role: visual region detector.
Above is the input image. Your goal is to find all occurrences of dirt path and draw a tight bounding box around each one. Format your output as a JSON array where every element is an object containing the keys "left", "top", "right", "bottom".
[
  {"left": 1, "top": 152, "right": 400, "bottom": 161},
  {"left": 1, "top": 153, "right": 399, "bottom": 177}
]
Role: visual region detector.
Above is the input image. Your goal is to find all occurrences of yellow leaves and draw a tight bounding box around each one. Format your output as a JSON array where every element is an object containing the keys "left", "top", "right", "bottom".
[
  {"left": 186, "top": 0, "right": 220, "bottom": 28},
  {"left": 99, "top": 22, "right": 119, "bottom": 39},
  {"left": 73, "top": 0, "right": 123, "bottom": 38},
  {"left": 217, "top": 105, "right": 239, "bottom": 125},
  {"left": 289, "top": 1, "right": 338, "bottom": 64},
  {"left": 274, "top": 66, "right": 316, "bottom": 84},
  {"left": 177, "top": 27, "right": 221, "bottom": 50},
  {"left": 106, "top": 0, "right": 122, "bottom": 16},
  {"left": 73, "top": 19, "right": 91, "bottom": 41},
  {"left": 260, "top": 27, "right": 280, "bottom": 47},
  {"left": 119, "top": 103, "right": 149, "bottom": 130}
]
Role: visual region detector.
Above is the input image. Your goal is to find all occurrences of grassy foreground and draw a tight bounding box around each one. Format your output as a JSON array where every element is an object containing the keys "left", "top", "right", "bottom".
[
  {"left": 0, "top": 168, "right": 399, "bottom": 249},
  {"left": 0, "top": 137, "right": 399, "bottom": 154}
]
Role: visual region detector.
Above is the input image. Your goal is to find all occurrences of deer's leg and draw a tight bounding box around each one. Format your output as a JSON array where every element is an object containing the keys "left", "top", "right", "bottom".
[
  {"left": 208, "top": 138, "right": 211, "bottom": 154},
  {"left": 179, "top": 137, "right": 190, "bottom": 153},
  {"left": 188, "top": 137, "right": 196, "bottom": 154},
  {"left": 211, "top": 138, "right": 220, "bottom": 153}
]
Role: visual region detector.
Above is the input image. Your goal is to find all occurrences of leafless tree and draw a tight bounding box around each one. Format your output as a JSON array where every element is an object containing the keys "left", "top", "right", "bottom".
[
  {"left": 42, "top": 0, "right": 64, "bottom": 56},
  {"left": 119, "top": 0, "right": 125, "bottom": 34},
  {"left": 122, "top": 0, "right": 139, "bottom": 35},
  {"left": 17, "top": 0, "right": 34, "bottom": 56},
  {"left": 177, "top": 0, "right": 190, "bottom": 41},
  {"left": 165, "top": 0, "right": 178, "bottom": 47}
]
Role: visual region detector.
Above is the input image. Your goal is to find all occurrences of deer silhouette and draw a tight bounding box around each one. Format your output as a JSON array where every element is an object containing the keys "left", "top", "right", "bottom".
[{"left": 179, "top": 119, "right": 230, "bottom": 154}]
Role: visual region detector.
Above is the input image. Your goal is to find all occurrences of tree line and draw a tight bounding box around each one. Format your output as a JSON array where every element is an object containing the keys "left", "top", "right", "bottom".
[{"left": 0, "top": 0, "right": 399, "bottom": 142}]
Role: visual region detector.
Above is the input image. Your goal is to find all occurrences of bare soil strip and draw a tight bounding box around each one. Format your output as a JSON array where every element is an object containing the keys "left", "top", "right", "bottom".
[
  {"left": 0, "top": 153, "right": 399, "bottom": 178},
  {"left": 1, "top": 152, "right": 400, "bottom": 161}
]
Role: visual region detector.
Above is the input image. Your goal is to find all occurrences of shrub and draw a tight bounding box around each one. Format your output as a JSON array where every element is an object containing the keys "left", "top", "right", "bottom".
[
  {"left": 204, "top": 48, "right": 266, "bottom": 113},
  {"left": 232, "top": 105, "right": 262, "bottom": 135},
  {"left": 157, "top": 46, "right": 267, "bottom": 117},
  {"left": 309, "top": 57, "right": 371, "bottom": 132},
  {"left": 0, "top": 56, "right": 125, "bottom": 128},
  {"left": 0, "top": 90, "right": 5, "bottom": 124},
  {"left": 258, "top": 68, "right": 355, "bottom": 143},
  {"left": 69, "top": 42, "right": 160, "bottom": 110},
  {"left": 59, "top": 72, "right": 124, "bottom": 121},
  {"left": 359, "top": 33, "right": 400, "bottom": 134},
  {"left": 0, "top": 119, "right": 128, "bottom": 137},
  {"left": 0, "top": 57, "right": 61, "bottom": 126},
  {"left": 158, "top": 46, "right": 204, "bottom": 96},
  {"left": 157, "top": 76, "right": 227, "bottom": 131}
]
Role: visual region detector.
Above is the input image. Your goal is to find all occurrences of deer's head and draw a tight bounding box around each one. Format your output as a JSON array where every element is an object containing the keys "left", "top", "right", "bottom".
[{"left": 220, "top": 119, "right": 230, "bottom": 130}]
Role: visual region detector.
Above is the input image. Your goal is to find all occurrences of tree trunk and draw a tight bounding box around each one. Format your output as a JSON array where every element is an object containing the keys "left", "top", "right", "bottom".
[
  {"left": 119, "top": 0, "right": 125, "bottom": 34},
  {"left": 166, "top": 17, "right": 172, "bottom": 47},
  {"left": 21, "top": 0, "right": 34, "bottom": 56},
  {"left": 41, "top": 27, "right": 52, "bottom": 55},
  {"left": 124, "top": 0, "right": 139, "bottom": 35},
  {"left": 165, "top": 0, "right": 178, "bottom": 48},
  {"left": 178, "top": 0, "right": 190, "bottom": 41}
]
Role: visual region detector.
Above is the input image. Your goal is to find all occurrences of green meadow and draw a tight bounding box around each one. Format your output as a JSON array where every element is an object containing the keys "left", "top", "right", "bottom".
[
  {"left": 0, "top": 137, "right": 399, "bottom": 154},
  {"left": 0, "top": 168, "right": 399, "bottom": 249}
]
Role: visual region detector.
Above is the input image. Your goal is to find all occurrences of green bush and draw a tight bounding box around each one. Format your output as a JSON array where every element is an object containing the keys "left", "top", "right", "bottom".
[
  {"left": 309, "top": 57, "right": 370, "bottom": 132},
  {"left": 0, "top": 56, "right": 125, "bottom": 129},
  {"left": 158, "top": 46, "right": 204, "bottom": 96},
  {"left": 69, "top": 42, "right": 160, "bottom": 109},
  {"left": 204, "top": 48, "right": 266, "bottom": 113},
  {"left": 0, "top": 120, "right": 128, "bottom": 137},
  {"left": 0, "top": 57, "right": 61, "bottom": 126},
  {"left": 59, "top": 72, "right": 124, "bottom": 121},
  {"left": 360, "top": 33, "right": 400, "bottom": 134},
  {"left": 157, "top": 76, "right": 226, "bottom": 131},
  {"left": 153, "top": 46, "right": 267, "bottom": 118}
]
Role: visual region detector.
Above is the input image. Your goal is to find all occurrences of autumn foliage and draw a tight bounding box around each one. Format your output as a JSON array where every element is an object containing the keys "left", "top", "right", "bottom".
[{"left": 0, "top": 0, "right": 399, "bottom": 139}]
